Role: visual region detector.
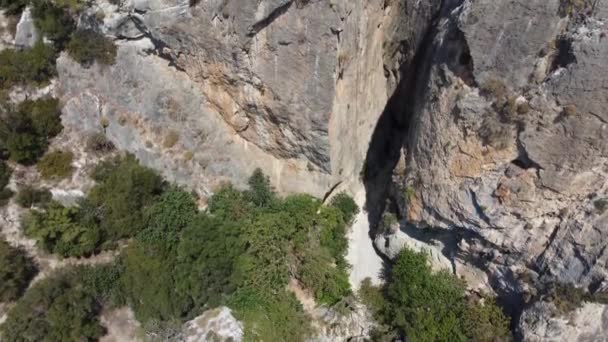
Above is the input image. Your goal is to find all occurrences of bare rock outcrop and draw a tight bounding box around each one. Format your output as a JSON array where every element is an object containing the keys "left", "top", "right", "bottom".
[{"left": 519, "top": 301, "right": 608, "bottom": 341}]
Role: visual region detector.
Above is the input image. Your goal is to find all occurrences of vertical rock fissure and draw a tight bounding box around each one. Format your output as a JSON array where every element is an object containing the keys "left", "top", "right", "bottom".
[{"left": 363, "top": 0, "right": 462, "bottom": 231}]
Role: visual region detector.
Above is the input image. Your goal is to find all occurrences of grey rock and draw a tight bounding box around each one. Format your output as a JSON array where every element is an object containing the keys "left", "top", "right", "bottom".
[
  {"left": 519, "top": 301, "right": 608, "bottom": 342},
  {"left": 458, "top": 0, "right": 563, "bottom": 89},
  {"left": 14, "top": 7, "right": 38, "bottom": 48}
]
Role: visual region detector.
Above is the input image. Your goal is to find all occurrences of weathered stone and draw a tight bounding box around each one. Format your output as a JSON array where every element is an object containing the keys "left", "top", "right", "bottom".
[
  {"left": 14, "top": 7, "right": 38, "bottom": 48},
  {"left": 519, "top": 301, "right": 608, "bottom": 342},
  {"left": 458, "top": 0, "right": 564, "bottom": 89}
]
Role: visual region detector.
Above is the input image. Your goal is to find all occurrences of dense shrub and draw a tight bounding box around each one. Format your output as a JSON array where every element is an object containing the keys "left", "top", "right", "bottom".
[
  {"left": 362, "top": 248, "right": 512, "bottom": 341},
  {"left": 85, "top": 132, "right": 114, "bottom": 153},
  {"left": 0, "top": 97, "right": 63, "bottom": 164},
  {"left": 330, "top": 191, "right": 359, "bottom": 224},
  {"left": 67, "top": 29, "right": 117, "bottom": 66},
  {"left": 23, "top": 202, "right": 100, "bottom": 257},
  {"left": 0, "top": 41, "right": 57, "bottom": 89},
  {"left": 16, "top": 185, "right": 52, "bottom": 208},
  {"left": 88, "top": 154, "right": 164, "bottom": 239},
  {"left": 37, "top": 150, "right": 74, "bottom": 179},
  {"left": 0, "top": 0, "right": 28, "bottom": 15},
  {"left": 0, "top": 266, "right": 117, "bottom": 341},
  {"left": 118, "top": 170, "right": 351, "bottom": 340},
  {"left": 31, "top": 0, "right": 75, "bottom": 45},
  {"left": 229, "top": 287, "right": 310, "bottom": 342},
  {"left": 0, "top": 238, "right": 37, "bottom": 302},
  {"left": 464, "top": 296, "right": 512, "bottom": 342},
  {"left": 594, "top": 198, "right": 608, "bottom": 215}
]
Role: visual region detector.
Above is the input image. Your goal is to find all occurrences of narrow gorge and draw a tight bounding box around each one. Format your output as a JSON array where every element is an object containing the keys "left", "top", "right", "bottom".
[{"left": 1, "top": 0, "right": 607, "bottom": 340}]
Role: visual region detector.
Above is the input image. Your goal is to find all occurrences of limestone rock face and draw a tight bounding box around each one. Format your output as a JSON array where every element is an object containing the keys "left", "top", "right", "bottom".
[
  {"left": 182, "top": 307, "right": 244, "bottom": 342},
  {"left": 519, "top": 301, "right": 608, "bottom": 342},
  {"left": 14, "top": 7, "right": 38, "bottom": 48},
  {"left": 56, "top": 0, "right": 443, "bottom": 197},
  {"left": 21, "top": 0, "right": 608, "bottom": 339},
  {"left": 385, "top": 0, "right": 608, "bottom": 338}
]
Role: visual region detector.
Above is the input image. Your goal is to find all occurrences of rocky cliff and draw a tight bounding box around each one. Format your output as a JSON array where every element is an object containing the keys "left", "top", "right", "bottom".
[{"left": 3, "top": 0, "right": 608, "bottom": 340}]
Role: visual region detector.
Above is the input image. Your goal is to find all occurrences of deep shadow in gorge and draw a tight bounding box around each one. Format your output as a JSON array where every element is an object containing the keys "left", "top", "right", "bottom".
[
  {"left": 360, "top": 1, "right": 528, "bottom": 335},
  {"left": 361, "top": 2, "right": 447, "bottom": 235}
]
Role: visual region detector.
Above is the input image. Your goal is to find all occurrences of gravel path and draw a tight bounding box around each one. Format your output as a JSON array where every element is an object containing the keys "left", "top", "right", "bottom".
[{"left": 346, "top": 187, "right": 384, "bottom": 290}]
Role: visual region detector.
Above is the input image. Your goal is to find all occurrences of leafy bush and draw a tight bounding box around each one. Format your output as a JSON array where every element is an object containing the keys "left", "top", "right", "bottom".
[
  {"left": 1, "top": 267, "right": 109, "bottom": 341},
  {"left": 67, "top": 29, "right": 117, "bottom": 66},
  {"left": 0, "top": 97, "right": 63, "bottom": 164},
  {"left": 330, "top": 191, "right": 359, "bottom": 224},
  {"left": 16, "top": 185, "right": 52, "bottom": 208},
  {"left": 23, "top": 202, "right": 100, "bottom": 257},
  {"left": 37, "top": 150, "right": 74, "bottom": 180},
  {"left": 88, "top": 154, "right": 164, "bottom": 239},
  {"left": 0, "top": 41, "right": 57, "bottom": 89},
  {"left": 0, "top": 238, "right": 37, "bottom": 302}
]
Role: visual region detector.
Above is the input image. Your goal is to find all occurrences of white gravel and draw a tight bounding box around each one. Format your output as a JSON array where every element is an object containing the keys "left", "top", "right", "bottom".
[{"left": 345, "top": 187, "right": 384, "bottom": 291}]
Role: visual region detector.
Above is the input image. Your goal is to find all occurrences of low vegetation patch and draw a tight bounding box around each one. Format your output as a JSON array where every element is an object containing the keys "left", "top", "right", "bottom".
[
  {"left": 0, "top": 41, "right": 57, "bottom": 89},
  {"left": 37, "top": 150, "right": 74, "bottom": 180},
  {"left": 67, "top": 29, "right": 117, "bottom": 66},
  {"left": 16, "top": 185, "right": 52, "bottom": 208}
]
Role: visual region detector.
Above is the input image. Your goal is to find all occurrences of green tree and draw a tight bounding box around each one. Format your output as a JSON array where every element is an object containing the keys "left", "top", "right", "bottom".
[
  {"left": 465, "top": 296, "right": 512, "bottom": 342},
  {"left": 245, "top": 168, "right": 274, "bottom": 207},
  {"left": 88, "top": 154, "right": 164, "bottom": 239},
  {"left": 0, "top": 238, "right": 37, "bottom": 302},
  {"left": 330, "top": 192, "right": 359, "bottom": 224},
  {"left": 176, "top": 214, "right": 246, "bottom": 310}
]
